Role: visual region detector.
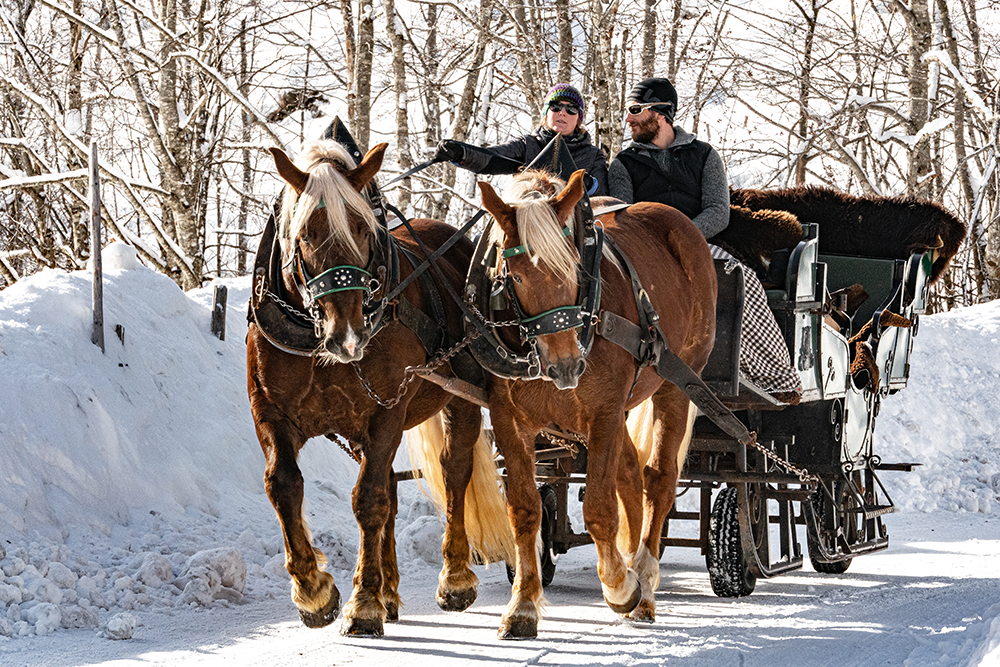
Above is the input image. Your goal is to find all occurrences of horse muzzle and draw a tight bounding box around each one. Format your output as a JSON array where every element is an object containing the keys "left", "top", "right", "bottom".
[
  {"left": 544, "top": 356, "right": 587, "bottom": 390},
  {"left": 319, "top": 325, "right": 369, "bottom": 364}
]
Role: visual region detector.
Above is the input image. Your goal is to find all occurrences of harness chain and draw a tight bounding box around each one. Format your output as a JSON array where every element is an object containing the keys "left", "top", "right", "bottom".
[
  {"left": 745, "top": 433, "right": 820, "bottom": 484},
  {"left": 352, "top": 329, "right": 481, "bottom": 409}
]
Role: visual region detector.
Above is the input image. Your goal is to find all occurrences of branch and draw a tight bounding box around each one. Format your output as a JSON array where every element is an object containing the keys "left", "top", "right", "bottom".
[
  {"left": 824, "top": 128, "right": 881, "bottom": 195},
  {"left": 173, "top": 51, "right": 284, "bottom": 148},
  {"left": 0, "top": 169, "right": 88, "bottom": 190}
]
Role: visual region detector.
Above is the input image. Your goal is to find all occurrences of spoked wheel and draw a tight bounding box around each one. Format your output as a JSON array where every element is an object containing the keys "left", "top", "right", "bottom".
[
  {"left": 506, "top": 484, "right": 559, "bottom": 587},
  {"left": 806, "top": 473, "right": 862, "bottom": 574},
  {"left": 707, "top": 486, "right": 756, "bottom": 597}
]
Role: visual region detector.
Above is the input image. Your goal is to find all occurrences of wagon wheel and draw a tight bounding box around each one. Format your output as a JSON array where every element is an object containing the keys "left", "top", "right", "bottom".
[
  {"left": 706, "top": 486, "right": 757, "bottom": 597},
  {"left": 505, "top": 484, "right": 559, "bottom": 587},
  {"left": 806, "top": 473, "right": 862, "bottom": 574}
]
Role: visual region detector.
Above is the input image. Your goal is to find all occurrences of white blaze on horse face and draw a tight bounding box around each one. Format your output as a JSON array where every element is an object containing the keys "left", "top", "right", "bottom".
[{"left": 341, "top": 324, "right": 359, "bottom": 357}]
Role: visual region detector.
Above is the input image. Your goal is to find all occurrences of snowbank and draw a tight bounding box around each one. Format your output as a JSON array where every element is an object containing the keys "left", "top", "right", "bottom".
[{"left": 0, "top": 246, "right": 443, "bottom": 640}]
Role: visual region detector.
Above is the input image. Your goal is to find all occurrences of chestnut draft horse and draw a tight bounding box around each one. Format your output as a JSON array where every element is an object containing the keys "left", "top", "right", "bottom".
[
  {"left": 476, "top": 169, "right": 717, "bottom": 638},
  {"left": 248, "top": 140, "right": 511, "bottom": 636}
]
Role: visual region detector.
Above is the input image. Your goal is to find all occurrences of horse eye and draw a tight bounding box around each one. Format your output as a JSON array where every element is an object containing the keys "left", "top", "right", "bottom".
[{"left": 511, "top": 274, "right": 523, "bottom": 284}]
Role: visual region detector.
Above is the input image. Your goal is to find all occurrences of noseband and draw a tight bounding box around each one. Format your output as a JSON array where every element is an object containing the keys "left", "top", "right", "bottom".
[{"left": 288, "top": 197, "right": 392, "bottom": 338}]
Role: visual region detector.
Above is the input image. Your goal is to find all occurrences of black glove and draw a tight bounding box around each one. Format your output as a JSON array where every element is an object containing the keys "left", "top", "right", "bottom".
[{"left": 435, "top": 140, "right": 465, "bottom": 164}]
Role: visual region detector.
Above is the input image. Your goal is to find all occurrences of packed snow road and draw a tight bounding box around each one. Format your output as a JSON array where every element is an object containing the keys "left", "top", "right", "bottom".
[{"left": 6, "top": 511, "right": 999, "bottom": 667}]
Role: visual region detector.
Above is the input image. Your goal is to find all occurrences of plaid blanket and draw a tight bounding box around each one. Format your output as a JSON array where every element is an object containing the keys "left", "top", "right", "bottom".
[{"left": 709, "top": 244, "right": 802, "bottom": 397}]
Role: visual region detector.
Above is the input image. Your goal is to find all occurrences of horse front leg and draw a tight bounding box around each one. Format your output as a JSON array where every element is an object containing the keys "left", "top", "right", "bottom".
[
  {"left": 257, "top": 418, "right": 341, "bottom": 628},
  {"left": 491, "top": 400, "right": 544, "bottom": 639},
  {"left": 628, "top": 384, "right": 696, "bottom": 623},
  {"left": 616, "top": 426, "right": 644, "bottom": 558},
  {"left": 381, "top": 471, "right": 401, "bottom": 622},
  {"left": 435, "top": 400, "right": 481, "bottom": 612},
  {"left": 341, "top": 416, "right": 403, "bottom": 637},
  {"left": 583, "top": 411, "right": 642, "bottom": 617}
]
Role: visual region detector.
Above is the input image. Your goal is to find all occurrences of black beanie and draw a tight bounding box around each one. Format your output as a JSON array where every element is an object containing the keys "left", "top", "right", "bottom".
[{"left": 627, "top": 78, "right": 677, "bottom": 124}]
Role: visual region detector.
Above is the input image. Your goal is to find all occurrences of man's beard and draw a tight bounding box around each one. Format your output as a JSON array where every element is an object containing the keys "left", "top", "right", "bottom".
[{"left": 630, "top": 115, "right": 660, "bottom": 144}]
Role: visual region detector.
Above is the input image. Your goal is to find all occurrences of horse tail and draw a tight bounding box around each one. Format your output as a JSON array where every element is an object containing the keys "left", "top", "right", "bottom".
[
  {"left": 677, "top": 401, "right": 697, "bottom": 476},
  {"left": 625, "top": 397, "right": 656, "bottom": 468},
  {"left": 617, "top": 399, "right": 655, "bottom": 556},
  {"left": 465, "top": 428, "right": 516, "bottom": 564},
  {"left": 405, "top": 415, "right": 515, "bottom": 564},
  {"left": 617, "top": 397, "right": 697, "bottom": 553}
]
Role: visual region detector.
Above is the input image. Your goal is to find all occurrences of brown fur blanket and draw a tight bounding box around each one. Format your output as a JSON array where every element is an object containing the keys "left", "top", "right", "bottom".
[{"left": 729, "top": 185, "right": 966, "bottom": 283}]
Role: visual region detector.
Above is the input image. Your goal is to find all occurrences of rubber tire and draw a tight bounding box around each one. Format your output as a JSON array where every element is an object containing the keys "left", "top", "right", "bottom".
[
  {"left": 806, "top": 483, "right": 855, "bottom": 575},
  {"left": 505, "top": 484, "right": 559, "bottom": 587},
  {"left": 707, "top": 487, "right": 756, "bottom": 598}
]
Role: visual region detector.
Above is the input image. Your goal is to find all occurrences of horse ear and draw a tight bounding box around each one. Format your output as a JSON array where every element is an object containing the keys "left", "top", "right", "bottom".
[
  {"left": 478, "top": 181, "right": 516, "bottom": 235},
  {"left": 552, "top": 169, "right": 586, "bottom": 224},
  {"left": 347, "top": 143, "right": 388, "bottom": 192},
  {"left": 269, "top": 147, "right": 309, "bottom": 194}
]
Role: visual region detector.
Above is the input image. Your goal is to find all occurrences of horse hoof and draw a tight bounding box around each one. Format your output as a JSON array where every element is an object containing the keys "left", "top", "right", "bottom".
[
  {"left": 341, "top": 617, "right": 384, "bottom": 637},
  {"left": 498, "top": 615, "right": 537, "bottom": 640},
  {"left": 605, "top": 581, "right": 642, "bottom": 615},
  {"left": 385, "top": 600, "right": 399, "bottom": 622},
  {"left": 436, "top": 586, "right": 477, "bottom": 612},
  {"left": 626, "top": 599, "right": 657, "bottom": 623},
  {"left": 299, "top": 595, "right": 340, "bottom": 629}
]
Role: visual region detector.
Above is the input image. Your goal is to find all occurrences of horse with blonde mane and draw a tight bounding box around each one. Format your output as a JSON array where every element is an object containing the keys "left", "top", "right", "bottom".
[
  {"left": 476, "top": 168, "right": 717, "bottom": 638},
  {"left": 248, "top": 139, "right": 512, "bottom": 636}
]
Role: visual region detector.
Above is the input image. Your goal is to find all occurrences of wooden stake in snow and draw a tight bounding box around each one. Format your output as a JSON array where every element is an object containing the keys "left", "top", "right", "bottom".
[
  {"left": 211, "top": 285, "right": 228, "bottom": 341},
  {"left": 90, "top": 141, "right": 105, "bottom": 353}
]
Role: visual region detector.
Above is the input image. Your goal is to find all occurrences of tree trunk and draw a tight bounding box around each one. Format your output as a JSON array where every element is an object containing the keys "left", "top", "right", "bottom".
[
  {"left": 590, "top": 0, "right": 620, "bottom": 155},
  {"left": 340, "top": 0, "right": 357, "bottom": 134},
  {"left": 355, "top": 0, "right": 374, "bottom": 153},
  {"left": 510, "top": 0, "right": 541, "bottom": 127},
  {"left": 641, "top": 0, "right": 656, "bottom": 78},
  {"left": 238, "top": 18, "right": 251, "bottom": 274},
  {"left": 385, "top": 0, "right": 412, "bottom": 212},
  {"left": 899, "top": 0, "right": 934, "bottom": 198},
  {"left": 666, "top": 0, "right": 683, "bottom": 80},
  {"left": 556, "top": 0, "right": 572, "bottom": 83}
]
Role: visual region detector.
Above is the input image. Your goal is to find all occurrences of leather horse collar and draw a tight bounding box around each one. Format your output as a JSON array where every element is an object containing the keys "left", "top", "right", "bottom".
[{"left": 248, "top": 204, "right": 398, "bottom": 356}]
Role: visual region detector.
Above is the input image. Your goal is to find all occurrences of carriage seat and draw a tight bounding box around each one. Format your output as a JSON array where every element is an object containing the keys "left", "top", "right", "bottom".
[{"left": 702, "top": 259, "right": 785, "bottom": 409}]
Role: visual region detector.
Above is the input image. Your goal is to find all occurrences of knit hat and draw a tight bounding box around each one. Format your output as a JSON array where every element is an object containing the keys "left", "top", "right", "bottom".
[
  {"left": 544, "top": 83, "right": 585, "bottom": 122},
  {"left": 626, "top": 78, "right": 677, "bottom": 124}
]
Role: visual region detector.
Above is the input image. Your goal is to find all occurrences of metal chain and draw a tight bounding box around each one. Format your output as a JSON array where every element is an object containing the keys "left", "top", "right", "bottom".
[
  {"left": 353, "top": 329, "right": 480, "bottom": 409},
  {"left": 465, "top": 299, "right": 520, "bottom": 329},
  {"left": 540, "top": 429, "right": 585, "bottom": 456},
  {"left": 329, "top": 433, "right": 362, "bottom": 464},
  {"left": 745, "top": 432, "right": 820, "bottom": 484}
]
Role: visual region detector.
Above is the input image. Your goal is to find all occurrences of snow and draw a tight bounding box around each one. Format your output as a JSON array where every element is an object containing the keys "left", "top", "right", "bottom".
[{"left": 2, "top": 244, "right": 1000, "bottom": 665}]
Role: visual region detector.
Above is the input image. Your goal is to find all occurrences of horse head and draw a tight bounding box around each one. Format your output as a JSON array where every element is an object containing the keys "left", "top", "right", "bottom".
[
  {"left": 270, "top": 141, "right": 387, "bottom": 364},
  {"left": 479, "top": 169, "right": 587, "bottom": 390}
]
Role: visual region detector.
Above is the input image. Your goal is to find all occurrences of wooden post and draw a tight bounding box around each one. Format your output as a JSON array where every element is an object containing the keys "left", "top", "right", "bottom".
[
  {"left": 211, "top": 285, "right": 228, "bottom": 341},
  {"left": 90, "top": 141, "right": 105, "bottom": 353}
]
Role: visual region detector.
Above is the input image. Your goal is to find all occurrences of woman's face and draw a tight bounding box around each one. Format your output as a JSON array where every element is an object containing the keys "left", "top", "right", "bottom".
[{"left": 545, "top": 100, "right": 580, "bottom": 136}]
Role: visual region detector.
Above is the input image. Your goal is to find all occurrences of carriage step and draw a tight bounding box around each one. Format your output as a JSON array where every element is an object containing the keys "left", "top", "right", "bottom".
[
  {"left": 875, "top": 461, "right": 923, "bottom": 472},
  {"left": 847, "top": 503, "right": 895, "bottom": 519}
]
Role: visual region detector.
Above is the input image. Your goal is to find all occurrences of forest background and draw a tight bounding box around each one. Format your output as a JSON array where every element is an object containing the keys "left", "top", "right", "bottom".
[{"left": 1, "top": 0, "right": 997, "bottom": 312}]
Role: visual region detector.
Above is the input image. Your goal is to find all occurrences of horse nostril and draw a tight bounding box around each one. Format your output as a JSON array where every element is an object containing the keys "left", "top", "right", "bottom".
[
  {"left": 576, "top": 359, "right": 587, "bottom": 377},
  {"left": 547, "top": 365, "right": 559, "bottom": 380}
]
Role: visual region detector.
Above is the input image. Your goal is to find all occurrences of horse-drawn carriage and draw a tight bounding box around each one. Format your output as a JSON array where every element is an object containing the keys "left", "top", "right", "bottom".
[
  {"left": 515, "top": 195, "right": 957, "bottom": 598},
  {"left": 246, "top": 119, "right": 965, "bottom": 639}
]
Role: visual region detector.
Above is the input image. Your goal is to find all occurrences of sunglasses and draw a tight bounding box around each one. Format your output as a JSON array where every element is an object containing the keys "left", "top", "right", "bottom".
[
  {"left": 547, "top": 102, "right": 580, "bottom": 115},
  {"left": 624, "top": 101, "right": 670, "bottom": 116}
]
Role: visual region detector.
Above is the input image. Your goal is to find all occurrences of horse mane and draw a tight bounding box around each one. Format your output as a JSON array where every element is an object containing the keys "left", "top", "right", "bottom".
[
  {"left": 491, "top": 169, "right": 579, "bottom": 285},
  {"left": 730, "top": 185, "right": 966, "bottom": 282},
  {"left": 278, "top": 139, "right": 379, "bottom": 261}
]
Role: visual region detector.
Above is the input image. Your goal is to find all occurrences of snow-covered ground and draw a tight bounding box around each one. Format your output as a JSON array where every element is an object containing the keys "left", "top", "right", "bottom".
[{"left": 2, "top": 243, "right": 1000, "bottom": 666}]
